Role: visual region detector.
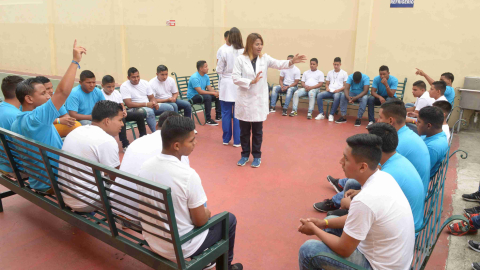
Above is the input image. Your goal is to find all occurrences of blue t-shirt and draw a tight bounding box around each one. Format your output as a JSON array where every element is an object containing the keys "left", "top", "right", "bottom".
[
  {"left": 66, "top": 85, "right": 105, "bottom": 115},
  {"left": 372, "top": 75, "right": 398, "bottom": 98},
  {"left": 10, "top": 100, "right": 62, "bottom": 190},
  {"left": 382, "top": 153, "right": 425, "bottom": 232},
  {"left": 346, "top": 73, "right": 370, "bottom": 95},
  {"left": 397, "top": 125, "right": 431, "bottom": 195},
  {"left": 422, "top": 132, "right": 449, "bottom": 178},
  {"left": 59, "top": 104, "right": 68, "bottom": 116},
  {"left": 187, "top": 72, "right": 211, "bottom": 99},
  {"left": 445, "top": 86, "right": 455, "bottom": 105},
  {"left": 0, "top": 101, "right": 21, "bottom": 173}
]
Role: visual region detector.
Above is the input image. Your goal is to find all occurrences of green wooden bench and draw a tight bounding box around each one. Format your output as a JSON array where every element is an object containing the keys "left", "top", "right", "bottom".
[
  {"left": 171, "top": 72, "right": 219, "bottom": 126},
  {"left": 0, "top": 127, "right": 230, "bottom": 270}
]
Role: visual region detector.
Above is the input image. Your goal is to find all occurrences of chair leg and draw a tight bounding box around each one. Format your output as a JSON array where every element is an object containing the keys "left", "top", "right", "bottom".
[
  {"left": 215, "top": 252, "right": 228, "bottom": 270},
  {"left": 191, "top": 106, "right": 205, "bottom": 126}
]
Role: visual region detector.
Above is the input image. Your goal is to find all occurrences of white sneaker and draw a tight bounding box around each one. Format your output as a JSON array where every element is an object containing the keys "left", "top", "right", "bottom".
[
  {"left": 233, "top": 144, "right": 241, "bottom": 148},
  {"left": 194, "top": 129, "right": 198, "bottom": 134},
  {"left": 223, "top": 142, "right": 228, "bottom": 146},
  {"left": 328, "top": 115, "right": 334, "bottom": 122},
  {"left": 315, "top": 113, "right": 325, "bottom": 120},
  {"left": 366, "top": 121, "right": 374, "bottom": 128}
]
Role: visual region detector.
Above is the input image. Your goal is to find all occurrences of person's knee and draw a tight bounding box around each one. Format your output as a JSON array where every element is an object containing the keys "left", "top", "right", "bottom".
[
  {"left": 203, "top": 95, "right": 212, "bottom": 102},
  {"left": 299, "top": 239, "right": 327, "bottom": 259},
  {"left": 228, "top": 212, "right": 237, "bottom": 227}
]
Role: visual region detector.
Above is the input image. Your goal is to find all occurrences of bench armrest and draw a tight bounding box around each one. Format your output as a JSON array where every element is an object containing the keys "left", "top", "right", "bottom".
[
  {"left": 180, "top": 211, "right": 229, "bottom": 244},
  {"left": 188, "top": 95, "right": 204, "bottom": 105},
  {"left": 307, "top": 253, "right": 369, "bottom": 270}
]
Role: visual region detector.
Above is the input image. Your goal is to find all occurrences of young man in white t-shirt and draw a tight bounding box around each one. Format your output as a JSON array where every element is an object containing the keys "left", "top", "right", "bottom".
[
  {"left": 59, "top": 100, "right": 124, "bottom": 213},
  {"left": 137, "top": 116, "right": 242, "bottom": 270},
  {"left": 149, "top": 65, "right": 192, "bottom": 118},
  {"left": 269, "top": 55, "right": 301, "bottom": 115},
  {"left": 102, "top": 75, "right": 147, "bottom": 150},
  {"left": 316, "top": 57, "right": 348, "bottom": 122},
  {"left": 298, "top": 133, "right": 415, "bottom": 270},
  {"left": 428, "top": 80, "right": 448, "bottom": 102},
  {"left": 120, "top": 67, "right": 165, "bottom": 133},
  {"left": 432, "top": 100, "right": 452, "bottom": 141},
  {"left": 405, "top": 80, "right": 434, "bottom": 133},
  {"left": 290, "top": 58, "right": 324, "bottom": 119}
]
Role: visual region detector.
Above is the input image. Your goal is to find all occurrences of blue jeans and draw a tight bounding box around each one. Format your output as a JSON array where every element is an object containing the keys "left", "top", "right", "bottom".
[
  {"left": 129, "top": 107, "right": 157, "bottom": 133},
  {"left": 79, "top": 120, "right": 92, "bottom": 126},
  {"left": 405, "top": 102, "right": 415, "bottom": 108},
  {"left": 340, "top": 93, "right": 368, "bottom": 119},
  {"left": 367, "top": 96, "right": 396, "bottom": 122},
  {"left": 173, "top": 99, "right": 192, "bottom": 118},
  {"left": 293, "top": 88, "right": 320, "bottom": 113},
  {"left": 299, "top": 239, "right": 373, "bottom": 270},
  {"left": 220, "top": 101, "right": 240, "bottom": 145},
  {"left": 317, "top": 91, "right": 344, "bottom": 115},
  {"left": 270, "top": 85, "right": 298, "bottom": 109},
  {"left": 332, "top": 178, "right": 362, "bottom": 208}
]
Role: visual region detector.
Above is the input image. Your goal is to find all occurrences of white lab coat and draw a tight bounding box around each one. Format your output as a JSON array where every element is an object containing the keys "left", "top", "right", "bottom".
[
  {"left": 232, "top": 54, "right": 291, "bottom": 122},
  {"left": 216, "top": 45, "right": 244, "bottom": 102}
]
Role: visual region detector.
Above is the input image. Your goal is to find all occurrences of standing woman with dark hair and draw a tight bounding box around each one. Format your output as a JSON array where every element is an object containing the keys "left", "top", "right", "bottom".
[
  {"left": 216, "top": 27, "right": 244, "bottom": 147},
  {"left": 232, "top": 33, "right": 306, "bottom": 167}
]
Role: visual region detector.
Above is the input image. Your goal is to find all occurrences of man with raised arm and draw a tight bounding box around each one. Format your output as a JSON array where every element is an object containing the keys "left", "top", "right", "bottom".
[{"left": 416, "top": 68, "right": 455, "bottom": 105}]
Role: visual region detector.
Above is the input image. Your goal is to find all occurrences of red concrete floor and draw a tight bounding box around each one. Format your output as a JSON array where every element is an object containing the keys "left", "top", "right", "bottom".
[{"left": 0, "top": 107, "right": 459, "bottom": 270}]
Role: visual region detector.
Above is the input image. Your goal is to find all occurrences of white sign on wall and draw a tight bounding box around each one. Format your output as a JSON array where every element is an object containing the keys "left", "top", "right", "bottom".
[{"left": 390, "top": 0, "right": 414, "bottom": 8}]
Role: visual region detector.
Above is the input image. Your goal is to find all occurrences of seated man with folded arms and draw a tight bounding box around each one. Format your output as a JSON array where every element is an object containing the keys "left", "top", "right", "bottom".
[
  {"left": 298, "top": 133, "right": 415, "bottom": 270},
  {"left": 10, "top": 40, "right": 86, "bottom": 193},
  {"left": 417, "top": 106, "right": 449, "bottom": 180},
  {"left": 432, "top": 100, "right": 452, "bottom": 141},
  {"left": 101, "top": 75, "right": 147, "bottom": 151},
  {"left": 290, "top": 58, "right": 324, "bottom": 119},
  {"left": 149, "top": 65, "right": 192, "bottom": 118},
  {"left": 121, "top": 67, "right": 163, "bottom": 133},
  {"left": 316, "top": 57, "right": 348, "bottom": 122},
  {"left": 137, "top": 116, "right": 242, "bottom": 270},
  {"left": 187, "top": 60, "right": 221, "bottom": 126},
  {"left": 59, "top": 100, "right": 123, "bottom": 212},
  {"left": 428, "top": 80, "right": 449, "bottom": 102},
  {"left": 335, "top": 71, "right": 370, "bottom": 126},
  {"left": 416, "top": 68, "right": 455, "bottom": 105},
  {"left": 66, "top": 70, "right": 106, "bottom": 126},
  {"left": 367, "top": 65, "right": 398, "bottom": 127},
  {"left": 269, "top": 55, "right": 300, "bottom": 115}
]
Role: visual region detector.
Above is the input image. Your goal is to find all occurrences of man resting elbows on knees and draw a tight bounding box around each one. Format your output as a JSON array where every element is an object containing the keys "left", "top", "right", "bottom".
[{"left": 366, "top": 65, "right": 398, "bottom": 127}]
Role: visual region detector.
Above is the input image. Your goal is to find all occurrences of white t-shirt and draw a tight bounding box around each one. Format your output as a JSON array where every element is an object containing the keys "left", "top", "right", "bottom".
[
  {"left": 435, "top": 95, "right": 448, "bottom": 102},
  {"left": 102, "top": 89, "right": 123, "bottom": 104},
  {"left": 344, "top": 170, "right": 414, "bottom": 270},
  {"left": 326, "top": 69, "right": 348, "bottom": 92},
  {"left": 110, "top": 131, "right": 189, "bottom": 219},
  {"left": 137, "top": 153, "right": 207, "bottom": 260},
  {"left": 443, "top": 124, "right": 450, "bottom": 142},
  {"left": 149, "top": 77, "right": 178, "bottom": 100},
  {"left": 120, "top": 79, "right": 153, "bottom": 103},
  {"left": 59, "top": 125, "right": 120, "bottom": 210},
  {"left": 414, "top": 91, "right": 434, "bottom": 111},
  {"left": 280, "top": 66, "right": 301, "bottom": 86},
  {"left": 301, "top": 69, "right": 324, "bottom": 87}
]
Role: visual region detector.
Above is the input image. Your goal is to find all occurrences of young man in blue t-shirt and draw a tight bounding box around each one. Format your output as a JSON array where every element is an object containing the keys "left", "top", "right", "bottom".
[
  {"left": 335, "top": 71, "right": 369, "bottom": 126},
  {"left": 66, "top": 70, "right": 106, "bottom": 125},
  {"left": 415, "top": 68, "right": 455, "bottom": 105},
  {"left": 10, "top": 40, "right": 86, "bottom": 192},
  {"left": 367, "top": 65, "right": 398, "bottom": 127},
  {"left": 417, "top": 106, "right": 449, "bottom": 179},
  {"left": 187, "top": 60, "right": 221, "bottom": 126}
]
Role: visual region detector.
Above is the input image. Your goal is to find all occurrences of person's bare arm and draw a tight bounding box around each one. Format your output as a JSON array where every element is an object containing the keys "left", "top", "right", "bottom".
[
  {"left": 106, "top": 165, "right": 120, "bottom": 182},
  {"left": 279, "top": 76, "right": 285, "bottom": 89},
  {"left": 352, "top": 85, "right": 369, "bottom": 101},
  {"left": 370, "top": 87, "right": 381, "bottom": 99},
  {"left": 56, "top": 114, "right": 76, "bottom": 127},
  {"left": 290, "top": 79, "right": 300, "bottom": 88},
  {"left": 301, "top": 81, "right": 306, "bottom": 89},
  {"left": 189, "top": 205, "right": 212, "bottom": 227},
  {"left": 68, "top": 111, "right": 92, "bottom": 121},
  {"left": 333, "top": 82, "right": 346, "bottom": 93},
  {"left": 344, "top": 84, "right": 351, "bottom": 100},
  {"left": 195, "top": 86, "right": 219, "bottom": 97},
  {"left": 416, "top": 68, "right": 435, "bottom": 86},
  {"left": 325, "top": 81, "right": 331, "bottom": 92},
  {"left": 406, "top": 106, "right": 416, "bottom": 112},
  {"left": 123, "top": 98, "right": 154, "bottom": 109}
]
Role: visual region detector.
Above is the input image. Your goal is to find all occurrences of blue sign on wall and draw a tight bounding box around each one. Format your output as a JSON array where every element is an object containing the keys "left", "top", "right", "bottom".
[{"left": 390, "top": 0, "right": 414, "bottom": 8}]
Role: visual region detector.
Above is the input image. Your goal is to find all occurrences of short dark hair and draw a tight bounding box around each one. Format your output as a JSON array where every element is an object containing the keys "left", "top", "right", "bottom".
[
  {"left": 432, "top": 100, "right": 452, "bottom": 115},
  {"left": 80, "top": 70, "right": 95, "bottom": 81},
  {"left": 379, "top": 65, "right": 389, "bottom": 72},
  {"left": 413, "top": 80, "right": 426, "bottom": 90},
  {"left": 196, "top": 60, "right": 207, "bottom": 71},
  {"left": 15, "top": 78, "right": 42, "bottom": 104},
  {"left": 367, "top": 123, "right": 398, "bottom": 153},
  {"left": 2, "top": 75, "right": 24, "bottom": 99},
  {"left": 157, "top": 111, "right": 180, "bottom": 128},
  {"left": 441, "top": 72, "right": 454, "bottom": 83},
  {"left": 287, "top": 55, "right": 294, "bottom": 59},
  {"left": 224, "top": 30, "right": 230, "bottom": 38},
  {"left": 91, "top": 100, "right": 123, "bottom": 122},
  {"left": 346, "top": 134, "right": 383, "bottom": 170},
  {"left": 157, "top": 65, "right": 168, "bottom": 73},
  {"left": 433, "top": 80, "right": 447, "bottom": 95},
  {"left": 380, "top": 99, "right": 406, "bottom": 124},
  {"left": 419, "top": 106, "right": 444, "bottom": 129},
  {"left": 128, "top": 67, "right": 139, "bottom": 77},
  {"left": 102, "top": 75, "right": 115, "bottom": 85},
  {"left": 161, "top": 116, "right": 195, "bottom": 149},
  {"left": 35, "top": 76, "right": 50, "bottom": 84},
  {"left": 310, "top": 58, "right": 318, "bottom": 64},
  {"left": 353, "top": 71, "right": 362, "bottom": 83},
  {"left": 334, "top": 57, "right": 341, "bottom": 63}
]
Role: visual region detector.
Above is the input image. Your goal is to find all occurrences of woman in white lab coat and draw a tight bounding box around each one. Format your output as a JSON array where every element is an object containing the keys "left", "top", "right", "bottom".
[
  {"left": 216, "top": 27, "right": 244, "bottom": 147},
  {"left": 232, "top": 33, "right": 306, "bottom": 168}
]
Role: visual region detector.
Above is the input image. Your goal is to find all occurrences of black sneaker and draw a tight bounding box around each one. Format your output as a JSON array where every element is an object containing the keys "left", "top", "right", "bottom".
[
  {"left": 215, "top": 116, "right": 222, "bottom": 121},
  {"left": 206, "top": 119, "right": 219, "bottom": 126},
  {"left": 282, "top": 109, "right": 287, "bottom": 116},
  {"left": 335, "top": 117, "right": 347, "bottom": 124},
  {"left": 354, "top": 118, "right": 361, "bottom": 127},
  {"left": 229, "top": 263, "right": 243, "bottom": 270},
  {"left": 473, "top": 262, "right": 480, "bottom": 270},
  {"left": 463, "top": 191, "right": 480, "bottom": 202},
  {"left": 468, "top": 240, "right": 480, "bottom": 253},
  {"left": 327, "top": 175, "right": 343, "bottom": 193},
  {"left": 465, "top": 206, "right": 480, "bottom": 215},
  {"left": 313, "top": 199, "right": 338, "bottom": 213},
  {"left": 270, "top": 106, "right": 276, "bottom": 113},
  {"left": 327, "top": 209, "right": 348, "bottom": 217}
]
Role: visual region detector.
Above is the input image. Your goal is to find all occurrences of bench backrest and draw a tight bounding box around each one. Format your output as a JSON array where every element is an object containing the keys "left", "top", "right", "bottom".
[{"left": 172, "top": 72, "right": 219, "bottom": 101}]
